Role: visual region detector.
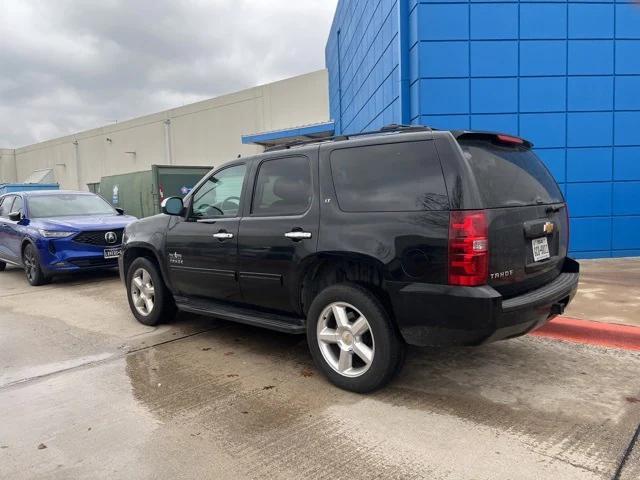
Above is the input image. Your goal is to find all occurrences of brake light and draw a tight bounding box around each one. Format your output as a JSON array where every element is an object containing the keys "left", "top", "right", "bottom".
[
  {"left": 448, "top": 210, "right": 489, "bottom": 286},
  {"left": 496, "top": 134, "right": 524, "bottom": 145}
]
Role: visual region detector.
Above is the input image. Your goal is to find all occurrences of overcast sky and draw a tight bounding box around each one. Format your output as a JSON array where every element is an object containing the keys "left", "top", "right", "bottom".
[{"left": 0, "top": 0, "right": 338, "bottom": 148}]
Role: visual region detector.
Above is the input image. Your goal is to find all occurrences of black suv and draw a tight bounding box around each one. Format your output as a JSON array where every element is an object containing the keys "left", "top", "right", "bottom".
[{"left": 120, "top": 125, "right": 579, "bottom": 392}]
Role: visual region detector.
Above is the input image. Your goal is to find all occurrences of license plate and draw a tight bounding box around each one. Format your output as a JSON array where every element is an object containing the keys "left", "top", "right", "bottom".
[
  {"left": 532, "top": 237, "right": 550, "bottom": 262},
  {"left": 104, "top": 247, "right": 122, "bottom": 259}
]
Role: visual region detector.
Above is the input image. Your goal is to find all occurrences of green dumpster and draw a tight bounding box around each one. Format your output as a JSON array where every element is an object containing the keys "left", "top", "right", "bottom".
[{"left": 97, "top": 165, "right": 210, "bottom": 218}]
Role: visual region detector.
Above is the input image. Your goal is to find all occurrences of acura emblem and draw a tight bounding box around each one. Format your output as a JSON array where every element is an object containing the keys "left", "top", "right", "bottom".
[
  {"left": 543, "top": 222, "right": 554, "bottom": 235},
  {"left": 105, "top": 231, "right": 118, "bottom": 244}
]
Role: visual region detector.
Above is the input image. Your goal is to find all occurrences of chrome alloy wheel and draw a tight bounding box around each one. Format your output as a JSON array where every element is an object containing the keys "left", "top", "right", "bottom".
[
  {"left": 131, "top": 268, "right": 155, "bottom": 316},
  {"left": 317, "top": 302, "right": 375, "bottom": 378}
]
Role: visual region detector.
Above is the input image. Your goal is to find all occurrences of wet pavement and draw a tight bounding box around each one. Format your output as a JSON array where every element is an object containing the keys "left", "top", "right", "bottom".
[{"left": 1, "top": 264, "right": 639, "bottom": 479}]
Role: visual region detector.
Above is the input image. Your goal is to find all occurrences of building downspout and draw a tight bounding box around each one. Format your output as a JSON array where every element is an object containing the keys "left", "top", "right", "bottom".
[
  {"left": 73, "top": 140, "right": 81, "bottom": 190},
  {"left": 164, "top": 119, "right": 173, "bottom": 165}
]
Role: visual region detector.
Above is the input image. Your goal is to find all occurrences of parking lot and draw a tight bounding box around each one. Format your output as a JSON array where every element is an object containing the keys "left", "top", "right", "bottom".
[{"left": 1, "top": 261, "right": 639, "bottom": 480}]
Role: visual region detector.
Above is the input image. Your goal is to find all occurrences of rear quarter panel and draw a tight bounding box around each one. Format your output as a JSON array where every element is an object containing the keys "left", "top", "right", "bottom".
[{"left": 317, "top": 134, "right": 450, "bottom": 285}]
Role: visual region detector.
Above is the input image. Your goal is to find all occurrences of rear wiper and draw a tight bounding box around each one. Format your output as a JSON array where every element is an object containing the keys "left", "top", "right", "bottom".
[{"left": 546, "top": 204, "right": 565, "bottom": 213}]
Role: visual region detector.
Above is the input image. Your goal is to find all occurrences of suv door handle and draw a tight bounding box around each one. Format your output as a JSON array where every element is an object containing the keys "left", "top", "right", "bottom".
[
  {"left": 213, "top": 231, "right": 234, "bottom": 240},
  {"left": 284, "top": 231, "right": 312, "bottom": 240}
]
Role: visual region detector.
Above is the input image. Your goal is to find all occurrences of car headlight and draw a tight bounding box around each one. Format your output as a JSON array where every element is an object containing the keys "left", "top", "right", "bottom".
[{"left": 38, "top": 230, "right": 75, "bottom": 238}]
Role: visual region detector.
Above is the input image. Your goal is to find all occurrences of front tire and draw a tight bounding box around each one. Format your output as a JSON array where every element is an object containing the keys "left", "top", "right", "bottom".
[
  {"left": 0, "top": 261, "right": 6, "bottom": 272},
  {"left": 22, "top": 244, "right": 49, "bottom": 286},
  {"left": 306, "top": 283, "right": 405, "bottom": 393},
  {"left": 126, "top": 257, "right": 176, "bottom": 326}
]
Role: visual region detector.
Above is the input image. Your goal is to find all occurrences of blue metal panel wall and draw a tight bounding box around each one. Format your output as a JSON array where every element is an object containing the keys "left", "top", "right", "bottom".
[
  {"left": 326, "top": 0, "right": 403, "bottom": 134},
  {"left": 327, "top": 0, "right": 640, "bottom": 258}
]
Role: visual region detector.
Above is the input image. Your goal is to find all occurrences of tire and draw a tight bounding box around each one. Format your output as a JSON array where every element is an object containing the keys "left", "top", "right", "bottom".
[
  {"left": 306, "top": 283, "right": 406, "bottom": 393},
  {"left": 126, "top": 257, "right": 176, "bottom": 326},
  {"left": 0, "top": 261, "right": 6, "bottom": 272},
  {"left": 22, "top": 244, "right": 49, "bottom": 286}
]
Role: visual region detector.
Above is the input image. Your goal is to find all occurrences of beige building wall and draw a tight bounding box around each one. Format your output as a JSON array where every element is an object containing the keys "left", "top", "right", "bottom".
[
  {"left": 0, "top": 149, "right": 17, "bottom": 183},
  {"left": 2, "top": 70, "right": 330, "bottom": 189}
]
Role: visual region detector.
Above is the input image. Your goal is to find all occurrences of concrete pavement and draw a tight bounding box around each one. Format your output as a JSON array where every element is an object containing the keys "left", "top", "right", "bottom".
[
  {"left": 565, "top": 258, "right": 640, "bottom": 327},
  {"left": 0, "top": 263, "right": 639, "bottom": 479}
]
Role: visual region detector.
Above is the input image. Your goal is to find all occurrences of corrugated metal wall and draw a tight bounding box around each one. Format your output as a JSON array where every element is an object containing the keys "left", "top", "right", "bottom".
[
  {"left": 327, "top": 0, "right": 640, "bottom": 258},
  {"left": 326, "top": 0, "right": 402, "bottom": 134}
]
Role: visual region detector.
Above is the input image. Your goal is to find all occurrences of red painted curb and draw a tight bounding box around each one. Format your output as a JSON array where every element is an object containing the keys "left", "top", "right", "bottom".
[{"left": 530, "top": 316, "right": 640, "bottom": 351}]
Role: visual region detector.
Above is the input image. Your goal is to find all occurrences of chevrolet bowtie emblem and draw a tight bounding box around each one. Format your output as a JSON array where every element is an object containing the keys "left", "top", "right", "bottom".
[{"left": 543, "top": 222, "right": 554, "bottom": 234}]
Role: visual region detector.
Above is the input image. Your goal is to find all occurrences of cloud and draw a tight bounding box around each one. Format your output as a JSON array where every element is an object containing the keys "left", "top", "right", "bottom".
[{"left": 0, "top": 0, "right": 338, "bottom": 147}]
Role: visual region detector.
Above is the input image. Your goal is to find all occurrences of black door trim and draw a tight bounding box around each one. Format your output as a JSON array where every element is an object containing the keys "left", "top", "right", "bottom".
[{"left": 169, "top": 265, "right": 236, "bottom": 279}]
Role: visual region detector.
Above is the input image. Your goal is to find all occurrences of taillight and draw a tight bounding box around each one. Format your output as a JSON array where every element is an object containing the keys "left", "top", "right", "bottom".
[{"left": 448, "top": 210, "right": 489, "bottom": 286}]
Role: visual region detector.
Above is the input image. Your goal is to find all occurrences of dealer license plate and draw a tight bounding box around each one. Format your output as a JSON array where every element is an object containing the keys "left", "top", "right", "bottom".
[
  {"left": 104, "top": 247, "right": 122, "bottom": 259},
  {"left": 532, "top": 237, "right": 550, "bottom": 262}
]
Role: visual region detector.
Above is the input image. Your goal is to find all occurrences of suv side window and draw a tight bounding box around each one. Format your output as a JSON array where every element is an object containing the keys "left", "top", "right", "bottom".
[
  {"left": 191, "top": 164, "right": 247, "bottom": 219},
  {"left": 11, "top": 196, "right": 23, "bottom": 215},
  {"left": 251, "top": 156, "right": 312, "bottom": 216},
  {"left": 329, "top": 141, "right": 449, "bottom": 212},
  {"left": 0, "top": 196, "right": 14, "bottom": 217}
]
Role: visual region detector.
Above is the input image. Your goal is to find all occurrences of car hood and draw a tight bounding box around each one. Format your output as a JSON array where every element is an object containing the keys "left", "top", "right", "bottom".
[{"left": 31, "top": 214, "right": 137, "bottom": 231}]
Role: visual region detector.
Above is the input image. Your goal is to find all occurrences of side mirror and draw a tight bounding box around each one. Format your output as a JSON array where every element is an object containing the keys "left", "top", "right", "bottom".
[
  {"left": 115, "top": 207, "right": 125, "bottom": 215},
  {"left": 8, "top": 211, "right": 21, "bottom": 221},
  {"left": 161, "top": 197, "right": 184, "bottom": 216}
]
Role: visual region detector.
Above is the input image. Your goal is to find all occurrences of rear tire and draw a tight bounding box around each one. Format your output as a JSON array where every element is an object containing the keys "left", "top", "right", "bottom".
[
  {"left": 126, "top": 257, "right": 176, "bottom": 326},
  {"left": 306, "top": 283, "right": 405, "bottom": 393},
  {"left": 0, "top": 261, "right": 5, "bottom": 272},
  {"left": 22, "top": 244, "right": 49, "bottom": 286}
]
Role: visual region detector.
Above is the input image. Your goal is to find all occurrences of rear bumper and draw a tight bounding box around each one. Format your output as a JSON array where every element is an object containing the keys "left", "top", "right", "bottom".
[{"left": 388, "top": 258, "right": 580, "bottom": 347}]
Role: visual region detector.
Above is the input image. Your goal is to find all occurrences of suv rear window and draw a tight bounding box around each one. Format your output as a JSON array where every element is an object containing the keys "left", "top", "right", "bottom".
[
  {"left": 330, "top": 141, "right": 449, "bottom": 212},
  {"left": 458, "top": 139, "right": 564, "bottom": 208}
]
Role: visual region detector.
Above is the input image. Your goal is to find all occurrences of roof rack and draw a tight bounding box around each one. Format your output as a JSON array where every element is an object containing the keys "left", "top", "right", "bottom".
[{"left": 264, "top": 124, "right": 432, "bottom": 152}]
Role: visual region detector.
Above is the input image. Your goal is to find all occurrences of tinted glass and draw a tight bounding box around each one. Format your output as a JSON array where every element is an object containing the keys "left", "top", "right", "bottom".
[
  {"left": 330, "top": 141, "right": 449, "bottom": 212},
  {"left": 252, "top": 156, "right": 312, "bottom": 216},
  {"left": 0, "top": 196, "right": 14, "bottom": 217},
  {"left": 11, "top": 196, "right": 23, "bottom": 214},
  {"left": 28, "top": 194, "right": 116, "bottom": 218},
  {"left": 458, "top": 139, "right": 564, "bottom": 208},
  {"left": 192, "top": 164, "right": 246, "bottom": 219}
]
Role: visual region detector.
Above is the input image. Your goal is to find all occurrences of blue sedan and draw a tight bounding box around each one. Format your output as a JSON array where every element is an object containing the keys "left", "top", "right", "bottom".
[{"left": 0, "top": 190, "right": 136, "bottom": 286}]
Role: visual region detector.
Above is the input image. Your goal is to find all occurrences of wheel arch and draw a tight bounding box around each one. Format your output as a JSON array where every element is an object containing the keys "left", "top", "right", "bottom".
[
  {"left": 296, "top": 252, "right": 393, "bottom": 320},
  {"left": 20, "top": 237, "right": 38, "bottom": 261},
  {"left": 122, "top": 244, "right": 171, "bottom": 289}
]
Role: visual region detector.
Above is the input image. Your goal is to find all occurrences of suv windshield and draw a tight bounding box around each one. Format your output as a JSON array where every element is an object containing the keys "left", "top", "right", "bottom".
[
  {"left": 459, "top": 139, "right": 564, "bottom": 208},
  {"left": 28, "top": 194, "right": 116, "bottom": 218}
]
